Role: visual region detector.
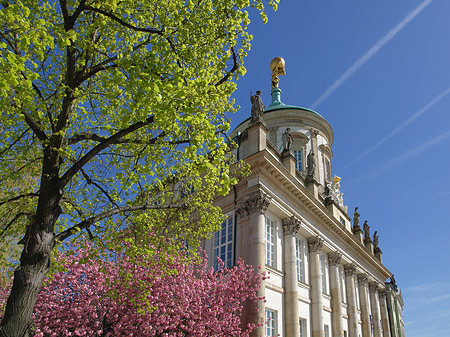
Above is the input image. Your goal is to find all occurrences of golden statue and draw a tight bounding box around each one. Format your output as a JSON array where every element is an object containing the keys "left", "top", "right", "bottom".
[{"left": 270, "top": 57, "right": 286, "bottom": 89}]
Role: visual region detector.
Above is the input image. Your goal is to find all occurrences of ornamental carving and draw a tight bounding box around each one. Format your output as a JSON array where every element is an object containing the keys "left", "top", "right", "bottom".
[
  {"left": 324, "top": 176, "right": 348, "bottom": 212},
  {"left": 236, "top": 190, "right": 271, "bottom": 218},
  {"left": 344, "top": 264, "right": 357, "bottom": 277},
  {"left": 357, "top": 274, "right": 368, "bottom": 286},
  {"left": 328, "top": 251, "right": 342, "bottom": 266},
  {"left": 369, "top": 282, "right": 379, "bottom": 293},
  {"left": 307, "top": 236, "right": 324, "bottom": 253},
  {"left": 282, "top": 216, "right": 301, "bottom": 236},
  {"left": 378, "top": 290, "right": 387, "bottom": 299}
]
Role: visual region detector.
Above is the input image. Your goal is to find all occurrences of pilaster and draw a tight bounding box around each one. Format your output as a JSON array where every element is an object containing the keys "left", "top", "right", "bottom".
[
  {"left": 328, "top": 252, "right": 344, "bottom": 337},
  {"left": 308, "top": 236, "right": 324, "bottom": 337},
  {"left": 357, "top": 274, "right": 371, "bottom": 337},
  {"left": 344, "top": 264, "right": 358, "bottom": 337},
  {"left": 283, "top": 217, "right": 301, "bottom": 337},
  {"left": 379, "top": 290, "right": 391, "bottom": 337},
  {"left": 369, "top": 282, "right": 383, "bottom": 337}
]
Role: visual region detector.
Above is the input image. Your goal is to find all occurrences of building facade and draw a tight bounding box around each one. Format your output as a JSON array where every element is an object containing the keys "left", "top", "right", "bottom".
[{"left": 205, "top": 61, "right": 404, "bottom": 337}]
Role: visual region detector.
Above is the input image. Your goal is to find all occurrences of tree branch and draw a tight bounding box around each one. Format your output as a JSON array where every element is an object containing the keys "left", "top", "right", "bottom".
[
  {"left": 19, "top": 109, "right": 48, "bottom": 142},
  {"left": 74, "top": 32, "right": 154, "bottom": 87},
  {"left": 55, "top": 203, "right": 187, "bottom": 241},
  {"left": 0, "top": 192, "right": 39, "bottom": 207},
  {"left": 59, "top": 116, "right": 155, "bottom": 188},
  {"left": 85, "top": 6, "right": 164, "bottom": 35},
  {"left": 214, "top": 46, "right": 238, "bottom": 87},
  {"left": 0, "top": 212, "right": 27, "bottom": 238},
  {"left": 0, "top": 127, "right": 31, "bottom": 156},
  {"left": 79, "top": 167, "right": 119, "bottom": 208}
]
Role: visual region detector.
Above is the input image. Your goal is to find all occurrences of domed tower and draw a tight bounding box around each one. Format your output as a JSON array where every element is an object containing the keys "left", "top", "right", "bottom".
[
  {"left": 233, "top": 57, "right": 335, "bottom": 195},
  {"left": 207, "top": 58, "right": 394, "bottom": 337}
]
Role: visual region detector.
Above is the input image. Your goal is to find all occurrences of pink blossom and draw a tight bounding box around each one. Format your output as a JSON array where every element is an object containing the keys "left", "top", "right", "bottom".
[{"left": 1, "top": 240, "right": 263, "bottom": 336}]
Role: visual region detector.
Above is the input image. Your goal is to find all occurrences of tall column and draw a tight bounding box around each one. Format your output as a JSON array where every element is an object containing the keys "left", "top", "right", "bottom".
[
  {"left": 369, "top": 282, "right": 382, "bottom": 337},
  {"left": 344, "top": 264, "right": 358, "bottom": 337},
  {"left": 283, "top": 217, "right": 301, "bottom": 337},
  {"left": 379, "top": 290, "right": 391, "bottom": 337},
  {"left": 328, "top": 252, "right": 344, "bottom": 337},
  {"left": 237, "top": 190, "right": 271, "bottom": 337},
  {"left": 308, "top": 236, "right": 324, "bottom": 337},
  {"left": 357, "top": 274, "right": 371, "bottom": 337}
]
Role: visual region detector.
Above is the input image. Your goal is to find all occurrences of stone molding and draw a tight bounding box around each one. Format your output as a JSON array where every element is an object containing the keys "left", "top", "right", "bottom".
[
  {"left": 307, "top": 236, "right": 324, "bottom": 253},
  {"left": 378, "top": 290, "right": 387, "bottom": 299},
  {"left": 236, "top": 190, "right": 271, "bottom": 218},
  {"left": 357, "top": 274, "right": 368, "bottom": 286},
  {"left": 344, "top": 264, "right": 357, "bottom": 277},
  {"left": 310, "top": 128, "right": 320, "bottom": 139},
  {"left": 328, "top": 251, "right": 342, "bottom": 266},
  {"left": 369, "top": 282, "right": 379, "bottom": 293},
  {"left": 282, "top": 216, "right": 301, "bottom": 235}
]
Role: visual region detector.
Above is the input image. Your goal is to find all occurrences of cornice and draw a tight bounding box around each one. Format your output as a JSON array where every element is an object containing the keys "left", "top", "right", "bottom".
[{"left": 242, "top": 149, "right": 392, "bottom": 280}]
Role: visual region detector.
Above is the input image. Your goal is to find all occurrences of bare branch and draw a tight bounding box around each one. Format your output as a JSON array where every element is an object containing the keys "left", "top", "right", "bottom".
[
  {"left": 55, "top": 203, "right": 187, "bottom": 241},
  {"left": 59, "top": 116, "right": 155, "bottom": 188}
]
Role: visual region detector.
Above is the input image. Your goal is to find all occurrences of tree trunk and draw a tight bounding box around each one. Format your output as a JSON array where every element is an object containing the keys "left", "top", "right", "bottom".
[
  {"left": 1, "top": 145, "right": 61, "bottom": 337},
  {"left": 1, "top": 231, "right": 54, "bottom": 337}
]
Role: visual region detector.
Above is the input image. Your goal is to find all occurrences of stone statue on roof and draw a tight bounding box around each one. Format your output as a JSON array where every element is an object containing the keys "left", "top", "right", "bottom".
[
  {"left": 281, "top": 128, "right": 293, "bottom": 151},
  {"left": 306, "top": 150, "right": 315, "bottom": 176},
  {"left": 353, "top": 207, "right": 360, "bottom": 228},
  {"left": 363, "top": 220, "right": 370, "bottom": 241},
  {"left": 250, "top": 90, "right": 265, "bottom": 121},
  {"left": 373, "top": 231, "right": 379, "bottom": 248}
]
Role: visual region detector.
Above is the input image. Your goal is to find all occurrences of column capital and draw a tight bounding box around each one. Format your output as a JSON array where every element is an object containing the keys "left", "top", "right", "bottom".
[
  {"left": 282, "top": 216, "right": 301, "bottom": 235},
  {"left": 378, "top": 289, "right": 387, "bottom": 300},
  {"left": 328, "top": 251, "right": 342, "bottom": 266},
  {"left": 369, "top": 282, "right": 380, "bottom": 293},
  {"left": 357, "top": 274, "right": 368, "bottom": 286},
  {"left": 237, "top": 190, "right": 271, "bottom": 218},
  {"left": 307, "top": 236, "right": 324, "bottom": 252},
  {"left": 344, "top": 264, "right": 357, "bottom": 277}
]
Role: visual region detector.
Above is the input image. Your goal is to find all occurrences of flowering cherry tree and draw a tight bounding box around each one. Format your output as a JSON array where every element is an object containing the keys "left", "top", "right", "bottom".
[{"left": 0, "top": 241, "right": 263, "bottom": 336}]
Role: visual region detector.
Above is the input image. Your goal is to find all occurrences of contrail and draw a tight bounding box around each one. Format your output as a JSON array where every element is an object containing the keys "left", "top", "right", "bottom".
[
  {"left": 361, "top": 128, "right": 450, "bottom": 181},
  {"left": 311, "top": 0, "right": 433, "bottom": 109},
  {"left": 338, "top": 85, "right": 450, "bottom": 173}
]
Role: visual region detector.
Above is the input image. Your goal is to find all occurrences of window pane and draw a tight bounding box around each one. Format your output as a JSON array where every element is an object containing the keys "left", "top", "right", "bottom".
[{"left": 213, "top": 216, "right": 234, "bottom": 270}]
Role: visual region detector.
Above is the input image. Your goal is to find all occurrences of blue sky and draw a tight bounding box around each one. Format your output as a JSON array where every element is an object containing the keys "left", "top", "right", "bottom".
[{"left": 230, "top": 1, "right": 450, "bottom": 336}]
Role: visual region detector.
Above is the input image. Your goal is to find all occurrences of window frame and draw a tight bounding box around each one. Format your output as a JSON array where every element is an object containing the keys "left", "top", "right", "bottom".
[
  {"left": 213, "top": 216, "right": 234, "bottom": 270},
  {"left": 265, "top": 216, "right": 276, "bottom": 268},
  {"left": 295, "top": 237, "right": 304, "bottom": 283},
  {"left": 265, "top": 309, "right": 277, "bottom": 337}
]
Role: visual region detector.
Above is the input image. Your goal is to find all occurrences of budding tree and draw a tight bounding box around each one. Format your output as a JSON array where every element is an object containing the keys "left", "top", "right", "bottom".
[{"left": 0, "top": 0, "right": 277, "bottom": 335}]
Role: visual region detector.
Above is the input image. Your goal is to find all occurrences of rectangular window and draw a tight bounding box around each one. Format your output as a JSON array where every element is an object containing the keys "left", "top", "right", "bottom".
[
  {"left": 213, "top": 216, "right": 234, "bottom": 270},
  {"left": 299, "top": 318, "right": 306, "bottom": 337},
  {"left": 320, "top": 254, "right": 327, "bottom": 294},
  {"left": 294, "top": 150, "right": 303, "bottom": 172},
  {"left": 295, "top": 238, "right": 304, "bottom": 282},
  {"left": 324, "top": 324, "right": 330, "bottom": 337},
  {"left": 265, "top": 217, "right": 276, "bottom": 268},
  {"left": 265, "top": 309, "right": 277, "bottom": 337}
]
